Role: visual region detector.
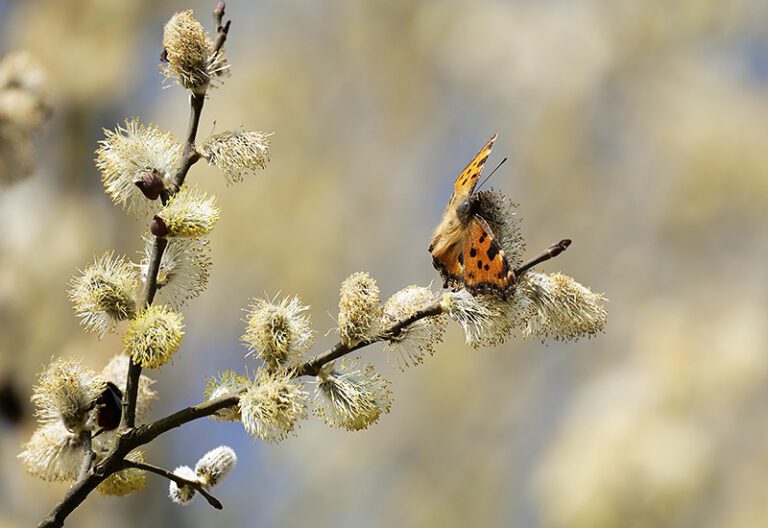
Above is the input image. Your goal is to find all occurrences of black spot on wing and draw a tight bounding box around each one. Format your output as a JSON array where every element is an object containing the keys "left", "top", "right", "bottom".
[
  {"left": 476, "top": 260, "right": 483, "bottom": 269},
  {"left": 469, "top": 248, "right": 477, "bottom": 258},
  {"left": 479, "top": 232, "right": 486, "bottom": 244},
  {"left": 486, "top": 242, "right": 499, "bottom": 261}
]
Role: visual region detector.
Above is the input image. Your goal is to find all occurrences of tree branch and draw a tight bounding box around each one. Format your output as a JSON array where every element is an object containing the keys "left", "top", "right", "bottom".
[
  {"left": 39, "top": 284, "right": 446, "bottom": 526},
  {"left": 123, "top": 460, "right": 223, "bottom": 510}
]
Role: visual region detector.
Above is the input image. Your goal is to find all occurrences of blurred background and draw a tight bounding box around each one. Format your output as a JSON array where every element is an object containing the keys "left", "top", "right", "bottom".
[{"left": 1, "top": 0, "right": 768, "bottom": 526}]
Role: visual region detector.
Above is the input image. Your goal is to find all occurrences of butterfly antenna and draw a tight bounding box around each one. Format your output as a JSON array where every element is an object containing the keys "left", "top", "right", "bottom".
[
  {"left": 476, "top": 157, "right": 507, "bottom": 192},
  {"left": 514, "top": 239, "right": 572, "bottom": 276}
]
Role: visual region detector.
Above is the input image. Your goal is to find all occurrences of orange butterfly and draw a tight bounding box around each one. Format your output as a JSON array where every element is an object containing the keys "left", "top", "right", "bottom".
[{"left": 429, "top": 133, "right": 515, "bottom": 299}]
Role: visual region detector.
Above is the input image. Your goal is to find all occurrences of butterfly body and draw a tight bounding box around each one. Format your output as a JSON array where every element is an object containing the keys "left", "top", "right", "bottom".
[{"left": 429, "top": 134, "right": 516, "bottom": 299}]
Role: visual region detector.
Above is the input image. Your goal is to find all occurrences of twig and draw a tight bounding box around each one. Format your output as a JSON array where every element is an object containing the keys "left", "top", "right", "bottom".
[
  {"left": 123, "top": 460, "right": 223, "bottom": 510},
  {"left": 212, "top": 0, "right": 231, "bottom": 54},
  {"left": 296, "top": 303, "right": 444, "bottom": 377},
  {"left": 77, "top": 431, "right": 95, "bottom": 481},
  {"left": 514, "top": 239, "right": 571, "bottom": 277}
]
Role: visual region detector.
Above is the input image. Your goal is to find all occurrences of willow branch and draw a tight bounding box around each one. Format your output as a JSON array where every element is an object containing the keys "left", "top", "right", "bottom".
[{"left": 123, "top": 460, "right": 223, "bottom": 510}]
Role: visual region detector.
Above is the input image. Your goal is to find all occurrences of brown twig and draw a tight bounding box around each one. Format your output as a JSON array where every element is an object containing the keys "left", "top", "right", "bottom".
[
  {"left": 77, "top": 431, "right": 95, "bottom": 481},
  {"left": 514, "top": 239, "right": 571, "bottom": 277},
  {"left": 122, "top": 460, "right": 223, "bottom": 510},
  {"left": 296, "top": 303, "right": 444, "bottom": 377}
]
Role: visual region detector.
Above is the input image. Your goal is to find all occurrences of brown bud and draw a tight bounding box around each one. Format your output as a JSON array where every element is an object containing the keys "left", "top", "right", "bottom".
[
  {"left": 549, "top": 239, "right": 572, "bottom": 258},
  {"left": 214, "top": 1, "right": 226, "bottom": 19},
  {"left": 135, "top": 171, "right": 166, "bottom": 200},
  {"left": 151, "top": 216, "right": 169, "bottom": 237}
]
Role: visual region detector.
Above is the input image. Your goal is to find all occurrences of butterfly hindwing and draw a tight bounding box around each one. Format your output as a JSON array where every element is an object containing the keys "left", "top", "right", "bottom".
[
  {"left": 449, "top": 133, "right": 497, "bottom": 207},
  {"left": 461, "top": 215, "right": 515, "bottom": 298}
]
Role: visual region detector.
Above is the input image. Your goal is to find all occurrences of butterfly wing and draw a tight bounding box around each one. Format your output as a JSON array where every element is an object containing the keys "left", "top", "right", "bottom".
[
  {"left": 461, "top": 215, "right": 515, "bottom": 298},
  {"left": 431, "top": 241, "right": 464, "bottom": 291},
  {"left": 448, "top": 133, "right": 497, "bottom": 208}
]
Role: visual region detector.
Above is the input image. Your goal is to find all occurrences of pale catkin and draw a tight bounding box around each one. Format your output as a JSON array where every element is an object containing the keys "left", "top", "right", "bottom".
[
  {"left": 157, "top": 186, "right": 220, "bottom": 237},
  {"left": 241, "top": 294, "right": 314, "bottom": 370},
  {"left": 18, "top": 421, "right": 83, "bottom": 482},
  {"left": 138, "top": 236, "right": 212, "bottom": 309},
  {"left": 338, "top": 272, "right": 382, "bottom": 346},
  {"left": 162, "top": 10, "right": 228, "bottom": 92},
  {"left": 95, "top": 118, "right": 182, "bottom": 216},
  {"left": 517, "top": 272, "right": 607, "bottom": 341},
  {"left": 381, "top": 285, "right": 446, "bottom": 369},
  {"left": 68, "top": 252, "right": 138, "bottom": 338},
  {"left": 31, "top": 357, "right": 106, "bottom": 433},
  {"left": 442, "top": 289, "right": 528, "bottom": 348},
  {"left": 194, "top": 446, "right": 237, "bottom": 487},
  {"left": 169, "top": 465, "right": 199, "bottom": 505},
  {"left": 201, "top": 130, "right": 271, "bottom": 184},
  {"left": 314, "top": 359, "right": 392, "bottom": 431},
  {"left": 239, "top": 370, "right": 308, "bottom": 443},
  {"left": 204, "top": 370, "right": 249, "bottom": 422},
  {"left": 123, "top": 305, "right": 185, "bottom": 369}
]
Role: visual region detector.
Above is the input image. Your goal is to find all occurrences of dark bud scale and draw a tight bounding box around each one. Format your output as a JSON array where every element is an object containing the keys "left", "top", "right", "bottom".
[
  {"left": 135, "top": 170, "right": 166, "bottom": 201},
  {"left": 150, "top": 215, "right": 169, "bottom": 237}
]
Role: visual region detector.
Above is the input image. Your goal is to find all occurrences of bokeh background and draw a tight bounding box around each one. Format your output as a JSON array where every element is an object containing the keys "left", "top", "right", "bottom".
[{"left": 2, "top": 0, "right": 768, "bottom": 526}]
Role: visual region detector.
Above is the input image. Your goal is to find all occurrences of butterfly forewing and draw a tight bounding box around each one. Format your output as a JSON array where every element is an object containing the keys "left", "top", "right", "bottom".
[
  {"left": 461, "top": 215, "right": 515, "bottom": 298},
  {"left": 448, "top": 133, "right": 497, "bottom": 207}
]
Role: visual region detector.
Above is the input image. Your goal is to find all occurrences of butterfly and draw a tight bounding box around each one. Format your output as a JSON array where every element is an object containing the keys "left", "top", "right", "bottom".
[{"left": 429, "top": 133, "right": 515, "bottom": 299}]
